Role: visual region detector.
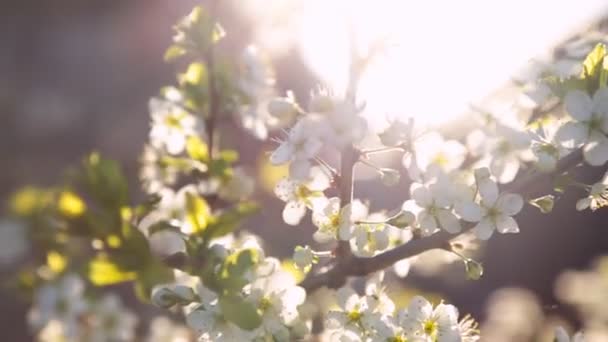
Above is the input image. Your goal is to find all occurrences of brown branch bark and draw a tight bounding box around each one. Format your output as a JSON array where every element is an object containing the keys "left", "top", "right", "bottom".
[{"left": 301, "top": 149, "right": 584, "bottom": 293}]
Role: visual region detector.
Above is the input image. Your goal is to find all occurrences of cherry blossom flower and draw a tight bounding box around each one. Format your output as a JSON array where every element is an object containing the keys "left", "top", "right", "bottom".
[
  {"left": 403, "top": 182, "right": 462, "bottom": 236},
  {"left": 400, "top": 296, "right": 462, "bottom": 342},
  {"left": 275, "top": 166, "right": 330, "bottom": 225},
  {"left": 456, "top": 169, "right": 524, "bottom": 240},
  {"left": 403, "top": 132, "right": 467, "bottom": 182},
  {"left": 576, "top": 171, "right": 608, "bottom": 211},
  {"left": 270, "top": 114, "right": 328, "bottom": 179},
  {"left": 312, "top": 198, "right": 368, "bottom": 243},
  {"left": 556, "top": 88, "right": 608, "bottom": 166},
  {"left": 149, "top": 98, "right": 203, "bottom": 155}
]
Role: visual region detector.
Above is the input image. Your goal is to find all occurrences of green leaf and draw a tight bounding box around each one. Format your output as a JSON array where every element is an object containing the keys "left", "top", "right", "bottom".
[
  {"left": 186, "top": 192, "right": 211, "bottom": 233},
  {"left": 582, "top": 43, "right": 606, "bottom": 79},
  {"left": 219, "top": 294, "right": 262, "bottom": 330},
  {"left": 133, "top": 260, "right": 175, "bottom": 302},
  {"left": 88, "top": 255, "right": 136, "bottom": 286},
  {"left": 217, "top": 248, "right": 259, "bottom": 292},
  {"left": 581, "top": 43, "right": 608, "bottom": 92},
  {"left": 173, "top": 6, "right": 225, "bottom": 54},
  {"left": 81, "top": 152, "right": 129, "bottom": 211},
  {"left": 186, "top": 136, "right": 209, "bottom": 162},
  {"left": 219, "top": 149, "right": 239, "bottom": 163},
  {"left": 205, "top": 202, "right": 259, "bottom": 240},
  {"left": 164, "top": 44, "right": 187, "bottom": 62}
]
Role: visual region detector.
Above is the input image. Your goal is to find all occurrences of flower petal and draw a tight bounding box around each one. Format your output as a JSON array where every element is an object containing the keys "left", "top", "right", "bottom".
[
  {"left": 473, "top": 218, "right": 495, "bottom": 240},
  {"left": 592, "top": 87, "right": 608, "bottom": 116},
  {"left": 282, "top": 201, "right": 307, "bottom": 226},
  {"left": 270, "top": 142, "right": 294, "bottom": 165},
  {"left": 274, "top": 178, "right": 296, "bottom": 201},
  {"left": 576, "top": 197, "right": 592, "bottom": 211},
  {"left": 555, "top": 121, "right": 589, "bottom": 149},
  {"left": 496, "top": 193, "right": 524, "bottom": 216},
  {"left": 437, "top": 209, "right": 462, "bottom": 234},
  {"left": 495, "top": 214, "right": 520, "bottom": 234},
  {"left": 418, "top": 212, "right": 438, "bottom": 236},
  {"left": 455, "top": 201, "right": 483, "bottom": 222},
  {"left": 583, "top": 131, "right": 608, "bottom": 166},
  {"left": 411, "top": 183, "right": 432, "bottom": 207},
  {"left": 565, "top": 90, "right": 593, "bottom": 121},
  {"left": 478, "top": 178, "right": 499, "bottom": 207}
]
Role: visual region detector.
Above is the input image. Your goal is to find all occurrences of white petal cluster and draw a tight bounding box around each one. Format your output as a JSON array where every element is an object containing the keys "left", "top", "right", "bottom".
[
  {"left": 312, "top": 198, "right": 368, "bottom": 243},
  {"left": 576, "top": 171, "right": 608, "bottom": 211},
  {"left": 270, "top": 91, "right": 367, "bottom": 181},
  {"left": 29, "top": 274, "right": 137, "bottom": 342},
  {"left": 323, "top": 274, "right": 478, "bottom": 342},
  {"left": 530, "top": 118, "right": 571, "bottom": 173},
  {"left": 28, "top": 274, "right": 88, "bottom": 340},
  {"left": 149, "top": 96, "right": 204, "bottom": 156},
  {"left": 155, "top": 236, "right": 310, "bottom": 342},
  {"left": 404, "top": 182, "right": 462, "bottom": 236},
  {"left": 275, "top": 166, "right": 330, "bottom": 226},
  {"left": 556, "top": 88, "right": 608, "bottom": 166},
  {"left": 403, "top": 132, "right": 467, "bottom": 183},
  {"left": 456, "top": 168, "right": 524, "bottom": 240},
  {"left": 237, "top": 45, "right": 296, "bottom": 139},
  {"left": 468, "top": 119, "right": 533, "bottom": 184}
]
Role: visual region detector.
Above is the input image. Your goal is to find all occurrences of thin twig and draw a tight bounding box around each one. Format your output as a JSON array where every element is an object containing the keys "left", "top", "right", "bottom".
[{"left": 301, "top": 149, "right": 583, "bottom": 293}]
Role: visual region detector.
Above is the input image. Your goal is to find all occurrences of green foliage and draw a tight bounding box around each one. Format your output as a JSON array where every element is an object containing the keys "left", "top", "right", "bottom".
[
  {"left": 80, "top": 152, "right": 129, "bottom": 212},
  {"left": 546, "top": 43, "right": 608, "bottom": 96},
  {"left": 219, "top": 294, "right": 263, "bottom": 330},
  {"left": 186, "top": 192, "right": 211, "bottom": 233},
  {"left": 186, "top": 136, "right": 210, "bottom": 162},
  {"left": 87, "top": 254, "right": 137, "bottom": 286},
  {"left": 214, "top": 248, "right": 260, "bottom": 293},
  {"left": 204, "top": 202, "right": 259, "bottom": 240},
  {"left": 167, "top": 6, "right": 225, "bottom": 60}
]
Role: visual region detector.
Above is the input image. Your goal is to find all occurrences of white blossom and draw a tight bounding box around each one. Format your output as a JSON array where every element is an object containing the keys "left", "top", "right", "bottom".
[
  {"left": 274, "top": 166, "right": 330, "bottom": 225},
  {"left": 87, "top": 294, "right": 138, "bottom": 342},
  {"left": 403, "top": 182, "right": 462, "bottom": 236},
  {"left": 145, "top": 317, "right": 192, "bottom": 342},
  {"left": 28, "top": 274, "right": 88, "bottom": 340},
  {"left": 149, "top": 98, "right": 202, "bottom": 155},
  {"left": 576, "top": 171, "right": 608, "bottom": 211},
  {"left": 403, "top": 132, "right": 467, "bottom": 182},
  {"left": 400, "top": 296, "right": 462, "bottom": 342},
  {"left": 293, "top": 245, "right": 315, "bottom": 270},
  {"left": 270, "top": 114, "right": 328, "bottom": 179},
  {"left": 457, "top": 170, "right": 524, "bottom": 240},
  {"left": 312, "top": 198, "right": 368, "bottom": 243},
  {"left": 556, "top": 88, "right": 608, "bottom": 166}
]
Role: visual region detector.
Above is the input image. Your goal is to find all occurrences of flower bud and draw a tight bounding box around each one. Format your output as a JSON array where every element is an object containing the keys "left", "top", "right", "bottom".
[
  {"left": 151, "top": 286, "right": 177, "bottom": 308},
  {"left": 464, "top": 259, "right": 484, "bottom": 280},
  {"left": 151, "top": 284, "right": 197, "bottom": 308},
  {"left": 529, "top": 194, "right": 555, "bottom": 214},
  {"left": 293, "top": 245, "right": 314, "bottom": 270}
]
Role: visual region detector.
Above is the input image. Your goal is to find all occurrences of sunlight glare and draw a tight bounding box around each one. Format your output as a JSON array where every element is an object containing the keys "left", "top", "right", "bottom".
[{"left": 297, "top": 0, "right": 608, "bottom": 130}]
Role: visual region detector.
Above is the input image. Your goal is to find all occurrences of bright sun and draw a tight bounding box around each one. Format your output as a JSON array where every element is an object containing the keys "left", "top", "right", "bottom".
[{"left": 296, "top": 0, "right": 607, "bottom": 130}]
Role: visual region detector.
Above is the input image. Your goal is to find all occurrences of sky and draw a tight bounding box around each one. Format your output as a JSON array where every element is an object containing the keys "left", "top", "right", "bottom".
[{"left": 293, "top": 0, "right": 608, "bottom": 128}]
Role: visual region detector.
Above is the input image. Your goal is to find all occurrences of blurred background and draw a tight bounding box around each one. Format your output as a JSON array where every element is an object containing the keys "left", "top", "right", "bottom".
[{"left": 2, "top": 0, "right": 608, "bottom": 340}]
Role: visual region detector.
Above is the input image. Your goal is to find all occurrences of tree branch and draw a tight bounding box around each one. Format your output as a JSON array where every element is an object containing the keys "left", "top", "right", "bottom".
[{"left": 302, "top": 149, "right": 584, "bottom": 293}]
